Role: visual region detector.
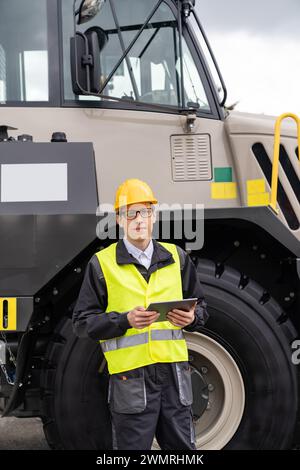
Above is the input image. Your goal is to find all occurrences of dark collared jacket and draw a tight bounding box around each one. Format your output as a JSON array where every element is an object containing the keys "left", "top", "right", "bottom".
[{"left": 72, "top": 239, "right": 209, "bottom": 341}]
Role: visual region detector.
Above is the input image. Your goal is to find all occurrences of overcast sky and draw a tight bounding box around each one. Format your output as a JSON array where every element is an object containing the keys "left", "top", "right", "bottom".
[{"left": 196, "top": 0, "right": 300, "bottom": 116}]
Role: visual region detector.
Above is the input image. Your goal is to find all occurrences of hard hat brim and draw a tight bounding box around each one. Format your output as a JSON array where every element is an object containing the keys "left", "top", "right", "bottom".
[{"left": 115, "top": 198, "right": 158, "bottom": 211}]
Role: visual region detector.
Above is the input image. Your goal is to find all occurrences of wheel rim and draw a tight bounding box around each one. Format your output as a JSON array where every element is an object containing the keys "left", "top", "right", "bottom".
[{"left": 185, "top": 331, "right": 245, "bottom": 449}]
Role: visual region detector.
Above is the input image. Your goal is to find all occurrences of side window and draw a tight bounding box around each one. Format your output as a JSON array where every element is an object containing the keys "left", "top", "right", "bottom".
[
  {"left": 62, "top": 0, "right": 210, "bottom": 111},
  {"left": 0, "top": 0, "right": 49, "bottom": 103}
]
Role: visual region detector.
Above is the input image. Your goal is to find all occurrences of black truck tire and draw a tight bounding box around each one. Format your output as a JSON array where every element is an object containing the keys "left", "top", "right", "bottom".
[
  {"left": 40, "top": 318, "right": 112, "bottom": 450},
  {"left": 194, "top": 258, "right": 298, "bottom": 449},
  {"left": 40, "top": 258, "right": 298, "bottom": 450}
]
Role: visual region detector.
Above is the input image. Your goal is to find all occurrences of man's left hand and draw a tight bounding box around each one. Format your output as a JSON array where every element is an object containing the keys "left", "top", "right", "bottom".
[{"left": 166, "top": 303, "right": 196, "bottom": 328}]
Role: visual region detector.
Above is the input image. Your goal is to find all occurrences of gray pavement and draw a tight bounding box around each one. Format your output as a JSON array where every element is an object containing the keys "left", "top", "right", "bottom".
[{"left": 0, "top": 417, "right": 50, "bottom": 450}]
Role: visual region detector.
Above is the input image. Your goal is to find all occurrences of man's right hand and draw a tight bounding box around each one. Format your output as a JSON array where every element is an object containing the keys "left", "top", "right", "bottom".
[{"left": 127, "top": 306, "right": 160, "bottom": 329}]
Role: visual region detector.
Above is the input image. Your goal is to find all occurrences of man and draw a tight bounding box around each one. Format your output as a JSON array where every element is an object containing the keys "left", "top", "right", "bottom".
[{"left": 72, "top": 178, "right": 209, "bottom": 450}]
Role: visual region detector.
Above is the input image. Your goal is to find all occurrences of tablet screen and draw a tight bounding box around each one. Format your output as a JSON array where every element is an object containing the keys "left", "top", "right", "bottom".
[{"left": 146, "top": 298, "right": 197, "bottom": 322}]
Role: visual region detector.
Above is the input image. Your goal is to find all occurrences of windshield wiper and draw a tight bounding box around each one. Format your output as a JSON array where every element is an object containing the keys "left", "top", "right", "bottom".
[{"left": 79, "top": 88, "right": 197, "bottom": 114}]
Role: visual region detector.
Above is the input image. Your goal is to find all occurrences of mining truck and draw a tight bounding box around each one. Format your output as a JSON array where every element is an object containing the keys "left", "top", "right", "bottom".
[{"left": 0, "top": 0, "right": 299, "bottom": 450}]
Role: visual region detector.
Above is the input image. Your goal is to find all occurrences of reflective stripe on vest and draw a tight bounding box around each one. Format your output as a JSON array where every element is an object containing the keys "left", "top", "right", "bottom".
[
  {"left": 95, "top": 241, "right": 188, "bottom": 374},
  {"left": 101, "top": 329, "right": 185, "bottom": 353}
]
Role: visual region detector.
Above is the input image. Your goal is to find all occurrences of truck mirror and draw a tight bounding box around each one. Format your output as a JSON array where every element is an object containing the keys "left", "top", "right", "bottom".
[
  {"left": 71, "top": 27, "right": 107, "bottom": 95},
  {"left": 85, "top": 27, "right": 107, "bottom": 92},
  {"left": 70, "top": 33, "right": 91, "bottom": 94},
  {"left": 76, "top": 0, "right": 104, "bottom": 25}
]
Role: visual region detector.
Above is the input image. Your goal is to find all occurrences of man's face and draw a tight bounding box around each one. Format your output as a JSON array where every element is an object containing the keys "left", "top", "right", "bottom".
[{"left": 116, "top": 202, "right": 156, "bottom": 242}]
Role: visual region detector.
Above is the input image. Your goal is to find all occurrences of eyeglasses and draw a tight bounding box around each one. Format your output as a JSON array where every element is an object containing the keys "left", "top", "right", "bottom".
[{"left": 120, "top": 207, "right": 153, "bottom": 220}]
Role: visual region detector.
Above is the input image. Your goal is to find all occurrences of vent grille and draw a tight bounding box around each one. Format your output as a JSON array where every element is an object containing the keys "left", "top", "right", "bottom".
[
  {"left": 171, "top": 134, "right": 212, "bottom": 181},
  {"left": 252, "top": 142, "right": 299, "bottom": 230}
]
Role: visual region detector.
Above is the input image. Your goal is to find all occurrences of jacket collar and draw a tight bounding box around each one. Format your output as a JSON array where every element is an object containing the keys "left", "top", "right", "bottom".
[{"left": 116, "top": 238, "right": 174, "bottom": 268}]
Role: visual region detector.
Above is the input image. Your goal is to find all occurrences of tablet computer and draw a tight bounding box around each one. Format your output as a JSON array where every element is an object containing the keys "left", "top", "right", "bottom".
[{"left": 146, "top": 298, "right": 198, "bottom": 323}]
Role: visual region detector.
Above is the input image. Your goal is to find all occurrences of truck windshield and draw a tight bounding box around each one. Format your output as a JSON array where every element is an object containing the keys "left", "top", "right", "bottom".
[
  {"left": 0, "top": 0, "right": 49, "bottom": 103},
  {"left": 62, "top": 0, "right": 210, "bottom": 111}
]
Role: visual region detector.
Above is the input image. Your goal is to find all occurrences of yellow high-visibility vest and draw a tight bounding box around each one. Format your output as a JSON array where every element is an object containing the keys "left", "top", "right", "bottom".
[{"left": 95, "top": 241, "right": 188, "bottom": 374}]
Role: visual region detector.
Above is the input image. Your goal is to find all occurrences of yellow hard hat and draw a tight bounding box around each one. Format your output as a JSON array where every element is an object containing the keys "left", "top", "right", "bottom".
[{"left": 114, "top": 178, "right": 158, "bottom": 211}]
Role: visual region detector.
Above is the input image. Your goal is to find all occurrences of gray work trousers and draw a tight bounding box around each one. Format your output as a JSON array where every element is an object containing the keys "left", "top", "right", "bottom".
[{"left": 107, "top": 361, "right": 196, "bottom": 450}]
